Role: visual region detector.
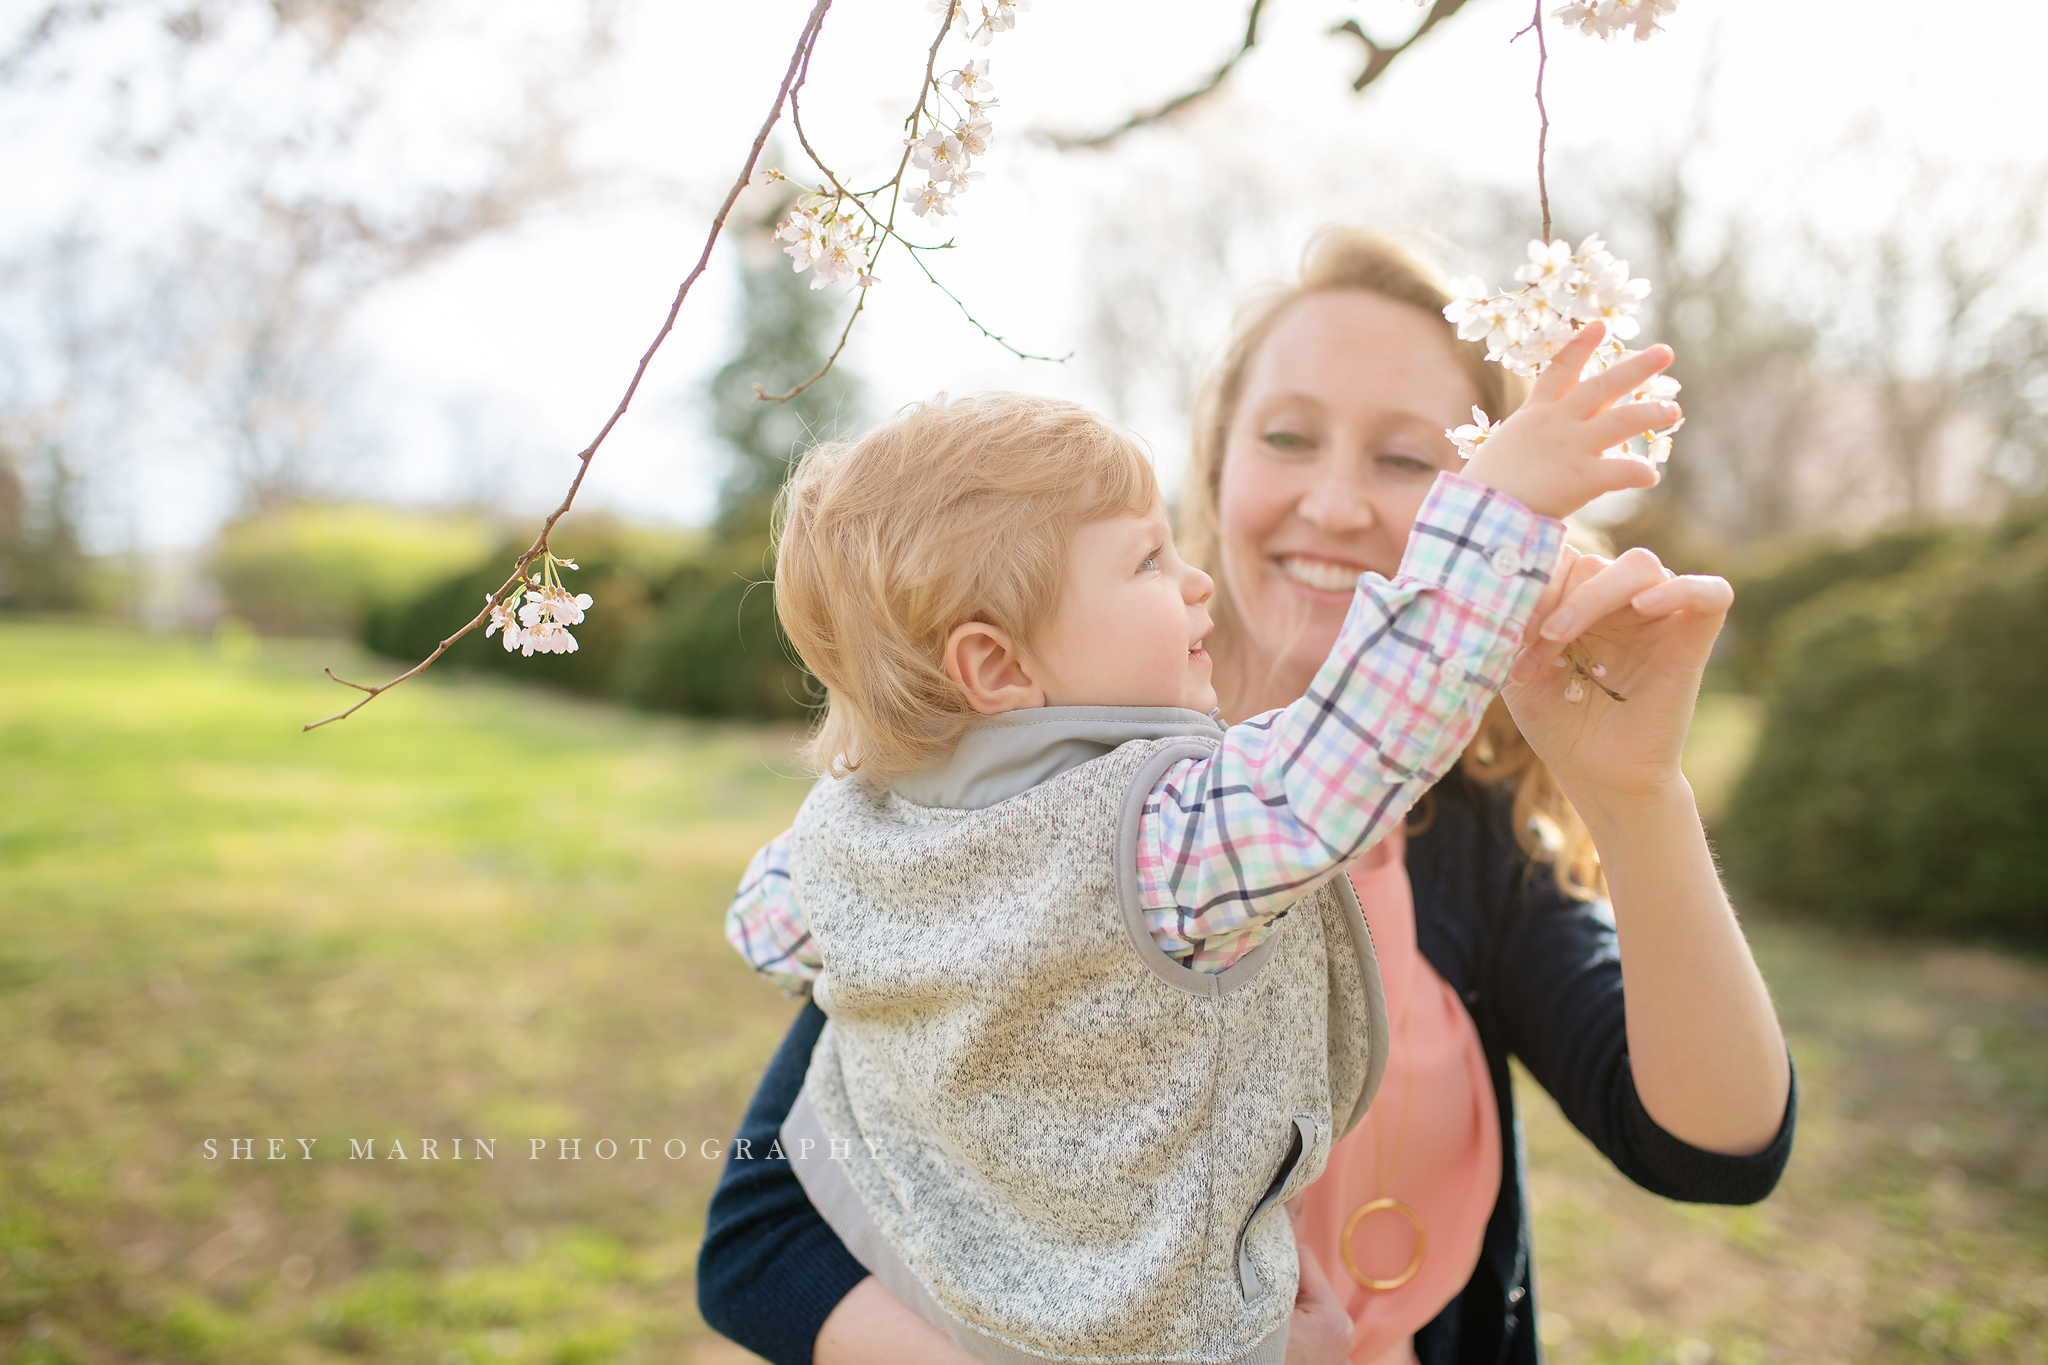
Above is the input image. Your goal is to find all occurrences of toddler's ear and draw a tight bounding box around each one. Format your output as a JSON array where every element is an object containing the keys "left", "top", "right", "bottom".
[{"left": 944, "top": 621, "right": 1046, "bottom": 715}]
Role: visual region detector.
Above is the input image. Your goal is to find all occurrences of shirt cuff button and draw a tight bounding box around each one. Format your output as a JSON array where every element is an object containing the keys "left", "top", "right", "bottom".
[
  {"left": 1488, "top": 544, "right": 1525, "bottom": 577},
  {"left": 1437, "top": 657, "right": 1465, "bottom": 682}
]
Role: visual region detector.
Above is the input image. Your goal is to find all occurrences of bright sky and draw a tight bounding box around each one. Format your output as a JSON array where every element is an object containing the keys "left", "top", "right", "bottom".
[{"left": 12, "top": 0, "right": 2048, "bottom": 545}]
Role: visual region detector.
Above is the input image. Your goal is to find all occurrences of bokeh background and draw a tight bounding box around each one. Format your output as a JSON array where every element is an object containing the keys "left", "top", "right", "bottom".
[{"left": 3, "top": 1, "right": 2045, "bottom": 1362}]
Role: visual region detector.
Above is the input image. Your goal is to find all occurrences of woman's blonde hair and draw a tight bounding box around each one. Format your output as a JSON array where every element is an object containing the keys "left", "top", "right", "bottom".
[
  {"left": 1181, "top": 227, "right": 1602, "bottom": 898},
  {"left": 775, "top": 391, "right": 1156, "bottom": 780}
]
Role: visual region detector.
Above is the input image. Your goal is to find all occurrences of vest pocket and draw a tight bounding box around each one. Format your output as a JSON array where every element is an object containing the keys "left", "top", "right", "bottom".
[{"left": 1236, "top": 1114, "right": 1323, "bottom": 1299}]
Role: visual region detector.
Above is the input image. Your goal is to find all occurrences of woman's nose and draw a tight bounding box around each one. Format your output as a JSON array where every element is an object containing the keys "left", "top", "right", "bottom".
[{"left": 1297, "top": 460, "right": 1376, "bottom": 533}]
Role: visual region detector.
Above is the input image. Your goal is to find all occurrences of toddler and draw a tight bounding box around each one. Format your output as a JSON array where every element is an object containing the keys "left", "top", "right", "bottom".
[{"left": 722, "top": 339, "right": 1672, "bottom": 1363}]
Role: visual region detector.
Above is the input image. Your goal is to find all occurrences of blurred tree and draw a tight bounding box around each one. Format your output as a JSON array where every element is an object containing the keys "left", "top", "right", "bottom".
[
  {"left": 0, "top": 434, "right": 85, "bottom": 610},
  {"left": 705, "top": 187, "right": 864, "bottom": 541},
  {"left": 611, "top": 185, "right": 861, "bottom": 718},
  {"left": 0, "top": 0, "right": 618, "bottom": 524},
  {"left": 1720, "top": 500, "right": 2048, "bottom": 943}
]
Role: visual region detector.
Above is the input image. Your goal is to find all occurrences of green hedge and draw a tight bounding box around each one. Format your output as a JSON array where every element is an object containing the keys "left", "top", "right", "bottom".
[
  {"left": 211, "top": 505, "right": 498, "bottom": 636},
  {"left": 363, "top": 535, "right": 810, "bottom": 722},
  {"left": 1723, "top": 524, "right": 1958, "bottom": 691},
  {"left": 1720, "top": 505, "right": 2048, "bottom": 942}
]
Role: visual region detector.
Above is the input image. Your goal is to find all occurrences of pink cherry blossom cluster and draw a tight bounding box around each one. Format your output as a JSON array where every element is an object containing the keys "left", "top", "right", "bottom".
[
  {"left": 484, "top": 553, "right": 593, "bottom": 657},
  {"left": 1550, "top": 0, "right": 1679, "bottom": 43},
  {"left": 768, "top": 2, "right": 1024, "bottom": 292},
  {"left": 1442, "top": 235, "right": 1682, "bottom": 467},
  {"left": 773, "top": 189, "right": 877, "bottom": 291}
]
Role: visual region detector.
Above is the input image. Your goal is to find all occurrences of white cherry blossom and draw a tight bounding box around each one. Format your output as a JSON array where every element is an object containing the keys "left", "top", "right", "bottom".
[
  {"left": 953, "top": 117, "right": 994, "bottom": 160},
  {"left": 809, "top": 218, "right": 868, "bottom": 289},
  {"left": 912, "top": 128, "right": 972, "bottom": 183},
  {"left": 532, "top": 584, "right": 593, "bottom": 627},
  {"left": 949, "top": 59, "right": 994, "bottom": 99},
  {"left": 1551, "top": 0, "right": 1679, "bottom": 42},
  {"left": 484, "top": 593, "right": 523, "bottom": 652},
  {"left": 519, "top": 620, "right": 579, "bottom": 657},
  {"left": 1446, "top": 406, "right": 1498, "bottom": 462}
]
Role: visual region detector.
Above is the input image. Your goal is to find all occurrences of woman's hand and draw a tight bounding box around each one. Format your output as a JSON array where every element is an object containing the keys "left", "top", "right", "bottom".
[
  {"left": 1503, "top": 544, "right": 1733, "bottom": 805},
  {"left": 1285, "top": 1205, "right": 1355, "bottom": 1365},
  {"left": 1505, "top": 545, "right": 1791, "bottom": 1156}
]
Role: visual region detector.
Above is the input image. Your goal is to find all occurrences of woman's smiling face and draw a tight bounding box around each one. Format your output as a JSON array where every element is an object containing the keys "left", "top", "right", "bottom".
[{"left": 1217, "top": 288, "right": 1482, "bottom": 703}]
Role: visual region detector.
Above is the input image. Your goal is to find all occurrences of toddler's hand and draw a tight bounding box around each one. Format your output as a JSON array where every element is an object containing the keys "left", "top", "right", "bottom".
[{"left": 1461, "top": 321, "right": 1679, "bottom": 520}]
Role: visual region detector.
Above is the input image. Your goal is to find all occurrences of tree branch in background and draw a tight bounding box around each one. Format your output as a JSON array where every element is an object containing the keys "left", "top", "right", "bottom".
[
  {"left": 1042, "top": 0, "right": 1472, "bottom": 153},
  {"left": 304, "top": 0, "right": 836, "bottom": 730},
  {"left": 1042, "top": 0, "right": 1268, "bottom": 151},
  {"left": 1328, "top": 0, "right": 1474, "bottom": 94}
]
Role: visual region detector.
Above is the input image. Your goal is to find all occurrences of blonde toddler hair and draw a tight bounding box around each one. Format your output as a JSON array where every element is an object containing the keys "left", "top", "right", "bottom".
[{"left": 774, "top": 391, "right": 1157, "bottom": 780}]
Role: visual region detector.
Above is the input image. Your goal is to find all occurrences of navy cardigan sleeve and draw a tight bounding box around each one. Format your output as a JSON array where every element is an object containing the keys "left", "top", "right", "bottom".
[
  {"left": 1408, "top": 768, "right": 1795, "bottom": 1365},
  {"left": 696, "top": 1000, "right": 868, "bottom": 1365},
  {"left": 1414, "top": 767, "right": 1796, "bottom": 1205}
]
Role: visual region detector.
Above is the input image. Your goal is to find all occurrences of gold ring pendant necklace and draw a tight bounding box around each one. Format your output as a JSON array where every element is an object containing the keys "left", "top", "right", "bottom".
[{"left": 1341, "top": 877, "right": 1426, "bottom": 1293}]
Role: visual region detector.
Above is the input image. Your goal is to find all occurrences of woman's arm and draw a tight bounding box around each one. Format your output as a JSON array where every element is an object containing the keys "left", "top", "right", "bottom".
[
  {"left": 1502, "top": 548, "right": 1791, "bottom": 1155},
  {"left": 696, "top": 1002, "right": 870, "bottom": 1364}
]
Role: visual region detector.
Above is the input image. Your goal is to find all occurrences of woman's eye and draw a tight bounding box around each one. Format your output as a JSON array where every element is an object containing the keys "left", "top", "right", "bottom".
[
  {"left": 1262, "top": 430, "right": 1312, "bottom": 453},
  {"left": 1378, "top": 452, "right": 1436, "bottom": 474}
]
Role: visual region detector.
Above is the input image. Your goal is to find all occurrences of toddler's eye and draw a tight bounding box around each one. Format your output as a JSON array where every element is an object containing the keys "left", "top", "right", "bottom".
[{"left": 1139, "top": 548, "right": 1162, "bottom": 572}]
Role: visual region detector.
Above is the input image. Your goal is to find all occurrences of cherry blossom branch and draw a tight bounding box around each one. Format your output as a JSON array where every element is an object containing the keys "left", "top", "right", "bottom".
[
  {"left": 758, "top": 0, "right": 1062, "bottom": 403},
  {"left": 303, "top": 0, "right": 836, "bottom": 731},
  {"left": 1517, "top": 0, "right": 1555, "bottom": 243}
]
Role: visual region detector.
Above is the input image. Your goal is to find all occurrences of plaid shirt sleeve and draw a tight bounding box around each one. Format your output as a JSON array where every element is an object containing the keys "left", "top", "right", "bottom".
[
  {"left": 725, "top": 830, "right": 821, "bottom": 997},
  {"left": 1138, "top": 472, "right": 1565, "bottom": 973}
]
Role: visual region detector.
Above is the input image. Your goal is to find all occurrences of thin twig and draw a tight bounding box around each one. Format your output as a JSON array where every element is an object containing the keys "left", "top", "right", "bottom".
[
  {"left": 901, "top": 244, "right": 1072, "bottom": 363},
  {"left": 1043, "top": 0, "right": 1267, "bottom": 150},
  {"left": 304, "top": 0, "right": 837, "bottom": 731},
  {"left": 755, "top": 288, "right": 868, "bottom": 403}
]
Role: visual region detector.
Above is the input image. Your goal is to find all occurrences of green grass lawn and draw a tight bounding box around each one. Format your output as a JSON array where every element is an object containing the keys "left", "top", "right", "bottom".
[{"left": 2, "top": 620, "right": 2044, "bottom": 1364}]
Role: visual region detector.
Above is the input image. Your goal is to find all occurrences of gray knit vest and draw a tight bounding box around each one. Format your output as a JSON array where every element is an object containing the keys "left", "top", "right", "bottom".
[{"left": 782, "top": 707, "right": 1388, "bottom": 1365}]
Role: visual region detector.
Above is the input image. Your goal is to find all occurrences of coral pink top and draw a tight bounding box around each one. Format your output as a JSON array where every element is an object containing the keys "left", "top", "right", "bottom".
[{"left": 1293, "top": 833, "right": 1502, "bottom": 1365}]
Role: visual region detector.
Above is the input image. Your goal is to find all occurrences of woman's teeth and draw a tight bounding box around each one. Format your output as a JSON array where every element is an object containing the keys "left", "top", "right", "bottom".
[{"left": 1278, "top": 556, "right": 1363, "bottom": 593}]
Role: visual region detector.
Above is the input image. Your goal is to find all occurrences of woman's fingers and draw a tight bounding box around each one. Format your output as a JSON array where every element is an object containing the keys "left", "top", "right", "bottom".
[
  {"left": 1567, "top": 343, "right": 1676, "bottom": 415},
  {"left": 1525, "top": 542, "right": 1584, "bottom": 644},
  {"left": 1526, "top": 319, "right": 1609, "bottom": 404},
  {"left": 1283, "top": 1242, "right": 1356, "bottom": 1365},
  {"left": 1628, "top": 572, "right": 1734, "bottom": 620},
  {"left": 1535, "top": 546, "right": 1673, "bottom": 645}
]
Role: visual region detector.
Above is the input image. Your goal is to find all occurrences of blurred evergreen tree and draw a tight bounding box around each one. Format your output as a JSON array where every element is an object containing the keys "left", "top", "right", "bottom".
[
  {"left": 705, "top": 191, "right": 863, "bottom": 543},
  {"left": 612, "top": 188, "right": 863, "bottom": 717}
]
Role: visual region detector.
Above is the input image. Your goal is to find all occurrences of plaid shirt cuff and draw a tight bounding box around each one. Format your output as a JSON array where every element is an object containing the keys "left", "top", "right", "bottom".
[
  {"left": 1398, "top": 471, "right": 1565, "bottom": 628},
  {"left": 725, "top": 831, "right": 819, "bottom": 998}
]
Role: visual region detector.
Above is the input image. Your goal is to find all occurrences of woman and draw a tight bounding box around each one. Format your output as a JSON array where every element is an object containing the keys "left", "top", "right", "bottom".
[{"left": 696, "top": 230, "right": 1795, "bottom": 1365}]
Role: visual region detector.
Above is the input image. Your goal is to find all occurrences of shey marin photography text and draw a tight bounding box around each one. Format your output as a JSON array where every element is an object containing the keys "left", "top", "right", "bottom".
[{"left": 197, "top": 1136, "right": 872, "bottom": 1162}]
